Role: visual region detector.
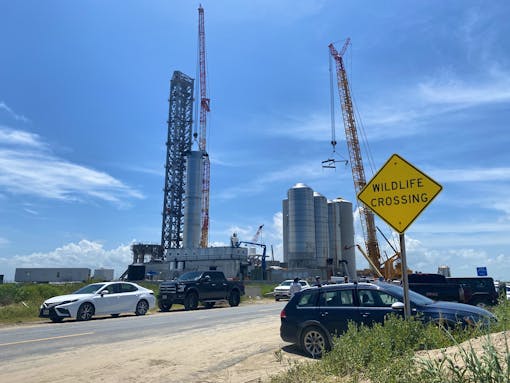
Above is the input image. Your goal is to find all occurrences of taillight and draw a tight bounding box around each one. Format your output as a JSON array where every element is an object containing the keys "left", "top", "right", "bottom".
[{"left": 280, "top": 309, "right": 286, "bottom": 319}]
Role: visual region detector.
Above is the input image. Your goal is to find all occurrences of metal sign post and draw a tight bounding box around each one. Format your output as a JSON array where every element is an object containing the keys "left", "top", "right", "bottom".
[{"left": 399, "top": 233, "right": 411, "bottom": 318}]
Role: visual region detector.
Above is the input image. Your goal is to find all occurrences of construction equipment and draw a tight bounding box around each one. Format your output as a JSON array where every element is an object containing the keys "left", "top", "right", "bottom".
[
  {"left": 328, "top": 39, "right": 403, "bottom": 279},
  {"left": 197, "top": 5, "right": 211, "bottom": 248},
  {"left": 252, "top": 224, "right": 264, "bottom": 243}
]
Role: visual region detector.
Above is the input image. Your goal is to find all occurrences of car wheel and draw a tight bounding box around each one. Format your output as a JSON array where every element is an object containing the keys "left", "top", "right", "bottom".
[
  {"left": 300, "top": 326, "right": 329, "bottom": 358},
  {"left": 275, "top": 297, "right": 280, "bottom": 301},
  {"left": 229, "top": 290, "right": 240, "bottom": 307},
  {"left": 135, "top": 300, "right": 149, "bottom": 316},
  {"left": 204, "top": 302, "right": 215, "bottom": 309},
  {"left": 111, "top": 314, "right": 120, "bottom": 318},
  {"left": 50, "top": 315, "right": 64, "bottom": 323},
  {"left": 76, "top": 302, "right": 94, "bottom": 321},
  {"left": 158, "top": 301, "right": 172, "bottom": 312},
  {"left": 184, "top": 293, "right": 199, "bottom": 310}
]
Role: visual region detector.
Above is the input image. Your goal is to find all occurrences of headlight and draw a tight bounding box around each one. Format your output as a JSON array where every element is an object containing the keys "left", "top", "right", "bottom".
[
  {"left": 60, "top": 299, "right": 79, "bottom": 305},
  {"left": 177, "top": 284, "right": 185, "bottom": 292}
]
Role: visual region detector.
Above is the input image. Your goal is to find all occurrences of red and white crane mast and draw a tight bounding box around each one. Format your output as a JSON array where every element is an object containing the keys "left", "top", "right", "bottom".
[
  {"left": 198, "top": 4, "right": 210, "bottom": 248},
  {"left": 328, "top": 39, "right": 382, "bottom": 272}
]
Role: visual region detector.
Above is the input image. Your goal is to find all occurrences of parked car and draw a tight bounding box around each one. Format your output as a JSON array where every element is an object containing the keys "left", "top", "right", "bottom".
[
  {"left": 506, "top": 285, "right": 510, "bottom": 300},
  {"left": 39, "top": 281, "right": 156, "bottom": 322},
  {"left": 158, "top": 271, "right": 244, "bottom": 311},
  {"left": 280, "top": 282, "right": 496, "bottom": 358},
  {"left": 274, "top": 279, "right": 310, "bottom": 301}
]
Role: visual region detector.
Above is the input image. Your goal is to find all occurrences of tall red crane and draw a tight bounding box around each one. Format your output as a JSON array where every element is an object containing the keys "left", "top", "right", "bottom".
[
  {"left": 198, "top": 4, "right": 210, "bottom": 248},
  {"left": 328, "top": 39, "right": 382, "bottom": 274}
]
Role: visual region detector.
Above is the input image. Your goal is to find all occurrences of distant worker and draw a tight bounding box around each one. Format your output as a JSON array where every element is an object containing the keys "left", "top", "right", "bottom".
[
  {"left": 289, "top": 277, "right": 302, "bottom": 297},
  {"left": 344, "top": 276, "right": 349, "bottom": 283},
  {"left": 314, "top": 276, "right": 322, "bottom": 287}
]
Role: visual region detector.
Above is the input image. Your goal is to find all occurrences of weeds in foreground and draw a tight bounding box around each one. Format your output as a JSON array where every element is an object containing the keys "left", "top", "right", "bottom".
[{"left": 270, "top": 309, "right": 510, "bottom": 383}]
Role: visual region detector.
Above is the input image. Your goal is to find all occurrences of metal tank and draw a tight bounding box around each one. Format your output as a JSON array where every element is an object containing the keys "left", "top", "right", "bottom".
[
  {"left": 282, "top": 198, "right": 289, "bottom": 264},
  {"left": 313, "top": 192, "right": 329, "bottom": 267},
  {"left": 287, "top": 183, "right": 316, "bottom": 269},
  {"left": 336, "top": 197, "right": 356, "bottom": 281},
  {"left": 183, "top": 151, "right": 203, "bottom": 248},
  {"left": 328, "top": 200, "right": 342, "bottom": 275}
]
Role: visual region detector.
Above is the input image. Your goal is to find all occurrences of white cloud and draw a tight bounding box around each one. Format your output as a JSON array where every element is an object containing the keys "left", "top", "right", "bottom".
[
  {"left": 432, "top": 167, "right": 510, "bottom": 183},
  {"left": 418, "top": 75, "right": 510, "bottom": 106},
  {"left": 0, "top": 127, "right": 143, "bottom": 206},
  {"left": 0, "top": 102, "right": 30, "bottom": 123},
  {"left": 0, "top": 240, "right": 133, "bottom": 281},
  {"left": 0, "top": 126, "right": 40, "bottom": 146},
  {"left": 215, "top": 160, "right": 330, "bottom": 200}
]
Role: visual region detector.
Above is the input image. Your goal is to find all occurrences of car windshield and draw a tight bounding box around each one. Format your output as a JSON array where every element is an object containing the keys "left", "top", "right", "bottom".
[
  {"left": 279, "top": 281, "right": 293, "bottom": 286},
  {"left": 73, "top": 283, "right": 106, "bottom": 294},
  {"left": 378, "top": 283, "right": 435, "bottom": 305},
  {"left": 177, "top": 271, "right": 203, "bottom": 281}
]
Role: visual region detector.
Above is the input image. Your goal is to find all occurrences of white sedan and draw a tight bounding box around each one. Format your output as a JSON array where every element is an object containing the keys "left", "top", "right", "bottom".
[
  {"left": 274, "top": 280, "right": 310, "bottom": 301},
  {"left": 39, "top": 281, "right": 156, "bottom": 322}
]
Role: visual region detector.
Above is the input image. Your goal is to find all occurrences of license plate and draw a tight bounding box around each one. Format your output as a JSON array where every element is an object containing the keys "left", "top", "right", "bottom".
[
  {"left": 43, "top": 309, "right": 49, "bottom": 315},
  {"left": 162, "top": 295, "right": 167, "bottom": 299}
]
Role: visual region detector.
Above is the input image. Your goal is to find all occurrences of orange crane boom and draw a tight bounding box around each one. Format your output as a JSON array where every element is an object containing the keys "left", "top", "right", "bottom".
[
  {"left": 328, "top": 39, "right": 382, "bottom": 274},
  {"left": 198, "top": 4, "right": 210, "bottom": 248}
]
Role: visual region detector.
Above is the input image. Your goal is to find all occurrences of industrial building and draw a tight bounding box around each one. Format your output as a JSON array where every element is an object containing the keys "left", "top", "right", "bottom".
[
  {"left": 282, "top": 183, "right": 357, "bottom": 281},
  {"left": 15, "top": 268, "right": 91, "bottom": 283}
]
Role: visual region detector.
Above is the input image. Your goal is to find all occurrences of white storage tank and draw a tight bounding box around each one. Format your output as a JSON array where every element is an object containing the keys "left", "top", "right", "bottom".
[
  {"left": 183, "top": 151, "right": 203, "bottom": 248},
  {"left": 282, "top": 198, "right": 289, "bottom": 264},
  {"left": 287, "top": 183, "right": 316, "bottom": 269},
  {"left": 328, "top": 199, "right": 342, "bottom": 274},
  {"left": 336, "top": 197, "right": 356, "bottom": 281},
  {"left": 314, "top": 192, "right": 329, "bottom": 266}
]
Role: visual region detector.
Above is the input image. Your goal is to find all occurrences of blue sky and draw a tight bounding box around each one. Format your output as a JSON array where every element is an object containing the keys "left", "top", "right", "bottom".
[{"left": 1, "top": 1, "right": 510, "bottom": 281}]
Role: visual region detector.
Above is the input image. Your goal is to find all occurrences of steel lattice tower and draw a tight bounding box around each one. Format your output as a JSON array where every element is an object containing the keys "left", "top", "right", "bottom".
[{"left": 161, "top": 71, "right": 194, "bottom": 255}]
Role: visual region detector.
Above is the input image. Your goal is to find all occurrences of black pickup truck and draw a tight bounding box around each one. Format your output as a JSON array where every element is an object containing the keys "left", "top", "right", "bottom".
[
  {"left": 408, "top": 273, "right": 499, "bottom": 307},
  {"left": 408, "top": 273, "right": 468, "bottom": 303},
  {"left": 158, "top": 271, "right": 245, "bottom": 311}
]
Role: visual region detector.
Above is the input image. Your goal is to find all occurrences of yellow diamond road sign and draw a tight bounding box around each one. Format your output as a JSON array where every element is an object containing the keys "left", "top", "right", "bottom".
[{"left": 357, "top": 154, "right": 442, "bottom": 233}]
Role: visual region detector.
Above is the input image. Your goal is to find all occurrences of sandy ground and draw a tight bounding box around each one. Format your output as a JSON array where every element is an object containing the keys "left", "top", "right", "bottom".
[
  {"left": 2, "top": 301, "right": 507, "bottom": 383},
  {"left": 0, "top": 304, "right": 309, "bottom": 383},
  {"left": 415, "top": 330, "right": 510, "bottom": 370}
]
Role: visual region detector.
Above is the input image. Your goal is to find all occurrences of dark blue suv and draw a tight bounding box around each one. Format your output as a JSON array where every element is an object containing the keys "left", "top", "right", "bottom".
[{"left": 280, "top": 282, "right": 496, "bottom": 358}]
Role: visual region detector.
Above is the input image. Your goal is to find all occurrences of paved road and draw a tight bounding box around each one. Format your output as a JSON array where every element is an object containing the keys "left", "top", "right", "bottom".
[{"left": 0, "top": 302, "right": 284, "bottom": 362}]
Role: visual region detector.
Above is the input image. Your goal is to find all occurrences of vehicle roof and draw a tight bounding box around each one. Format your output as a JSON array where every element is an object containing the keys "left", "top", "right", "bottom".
[{"left": 311, "top": 282, "right": 382, "bottom": 290}]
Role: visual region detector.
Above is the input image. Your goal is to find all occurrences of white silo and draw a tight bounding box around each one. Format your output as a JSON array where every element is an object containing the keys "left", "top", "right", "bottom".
[
  {"left": 328, "top": 200, "right": 342, "bottom": 274},
  {"left": 287, "top": 183, "right": 315, "bottom": 269},
  {"left": 183, "top": 151, "right": 203, "bottom": 248},
  {"left": 282, "top": 198, "right": 289, "bottom": 264},
  {"left": 336, "top": 197, "right": 356, "bottom": 281},
  {"left": 313, "top": 192, "right": 329, "bottom": 267},
  {"left": 328, "top": 198, "right": 357, "bottom": 280}
]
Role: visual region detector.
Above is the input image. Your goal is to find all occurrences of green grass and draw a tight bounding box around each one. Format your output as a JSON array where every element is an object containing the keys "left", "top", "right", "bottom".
[
  {"left": 270, "top": 299, "right": 510, "bottom": 383},
  {"left": 0, "top": 281, "right": 161, "bottom": 324}
]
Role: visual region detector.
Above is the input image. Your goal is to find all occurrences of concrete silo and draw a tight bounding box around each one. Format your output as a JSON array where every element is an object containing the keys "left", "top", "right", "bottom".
[
  {"left": 183, "top": 151, "right": 203, "bottom": 248},
  {"left": 287, "top": 183, "right": 316, "bottom": 269},
  {"left": 313, "top": 192, "right": 329, "bottom": 267}
]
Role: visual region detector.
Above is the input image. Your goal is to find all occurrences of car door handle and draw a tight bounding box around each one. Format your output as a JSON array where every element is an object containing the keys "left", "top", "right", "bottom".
[
  {"left": 320, "top": 312, "right": 328, "bottom": 317},
  {"left": 361, "top": 313, "right": 370, "bottom": 318}
]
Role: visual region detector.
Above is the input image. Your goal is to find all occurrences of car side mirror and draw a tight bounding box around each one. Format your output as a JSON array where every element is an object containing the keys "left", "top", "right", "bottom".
[
  {"left": 391, "top": 301, "right": 405, "bottom": 310},
  {"left": 202, "top": 276, "right": 211, "bottom": 282},
  {"left": 100, "top": 290, "right": 110, "bottom": 296}
]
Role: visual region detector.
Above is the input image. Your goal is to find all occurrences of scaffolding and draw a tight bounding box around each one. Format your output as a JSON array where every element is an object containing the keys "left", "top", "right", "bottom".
[{"left": 161, "top": 71, "right": 195, "bottom": 255}]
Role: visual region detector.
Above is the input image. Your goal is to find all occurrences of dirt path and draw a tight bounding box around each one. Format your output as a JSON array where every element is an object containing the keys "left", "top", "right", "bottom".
[{"left": 0, "top": 309, "right": 308, "bottom": 383}]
